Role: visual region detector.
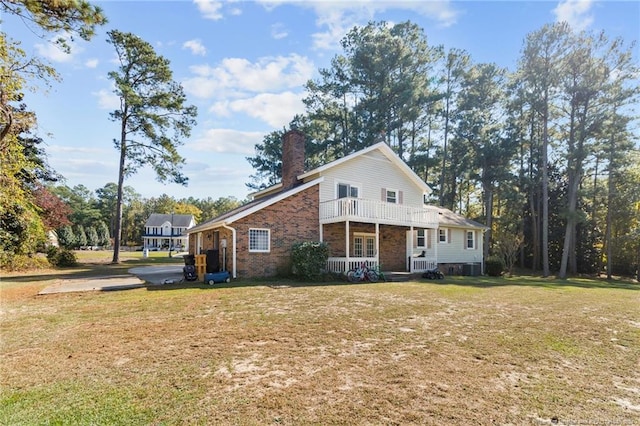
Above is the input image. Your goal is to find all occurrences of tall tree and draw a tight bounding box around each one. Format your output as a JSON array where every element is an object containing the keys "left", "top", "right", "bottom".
[
  {"left": 1, "top": 0, "right": 106, "bottom": 265},
  {"left": 517, "top": 22, "right": 570, "bottom": 277},
  {"left": 558, "top": 31, "right": 623, "bottom": 278},
  {"left": 598, "top": 38, "right": 639, "bottom": 278},
  {"left": 438, "top": 48, "right": 470, "bottom": 209},
  {"left": 106, "top": 30, "right": 197, "bottom": 263},
  {"left": 455, "top": 63, "right": 512, "bottom": 260}
]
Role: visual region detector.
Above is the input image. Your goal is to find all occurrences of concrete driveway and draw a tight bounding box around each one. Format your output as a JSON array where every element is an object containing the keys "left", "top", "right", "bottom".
[{"left": 38, "top": 265, "right": 185, "bottom": 295}]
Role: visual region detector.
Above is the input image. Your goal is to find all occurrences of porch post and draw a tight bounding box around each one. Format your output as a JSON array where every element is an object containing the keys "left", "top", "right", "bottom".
[
  {"left": 434, "top": 227, "right": 438, "bottom": 269},
  {"left": 409, "top": 225, "right": 414, "bottom": 273},
  {"left": 345, "top": 220, "right": 350, "bottom": 272},
  {"left": 319, "top": 223, "right": 323, "bottom": 242},
  {"left": 375, "top": 222, "right": 380, "bottom": 267}
]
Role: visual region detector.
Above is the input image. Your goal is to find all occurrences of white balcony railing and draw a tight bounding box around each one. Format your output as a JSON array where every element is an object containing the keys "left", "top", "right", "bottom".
[{"left": 320, "top": 198, "right": 439, "bottom": 227}]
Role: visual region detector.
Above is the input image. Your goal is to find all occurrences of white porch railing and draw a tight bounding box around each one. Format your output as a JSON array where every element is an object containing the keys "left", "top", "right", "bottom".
[
  {"left": 320, "top": 198, "right": 439, "bottom": 227},
  {"left": 326, "top": 257, "right": 378, "bottom": 274},
  {"left": 411, "top": 257, "right": 437, "bottom": 273},
  {"left": 326, "top": 257, "right": 437, "bottom": 274}
]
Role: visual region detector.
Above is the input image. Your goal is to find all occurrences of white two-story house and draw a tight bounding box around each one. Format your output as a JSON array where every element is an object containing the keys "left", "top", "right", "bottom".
[
  {"left": 187, "top": 130, "right": 486, "bottom": 279},
  {"left": 143, "top": 213, "right": 195, "bottom": 251}
]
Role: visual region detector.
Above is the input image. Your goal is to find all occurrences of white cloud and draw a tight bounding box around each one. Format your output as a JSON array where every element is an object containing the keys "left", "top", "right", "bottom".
[
  {"left": 183, "top": 39, "right": 207, "bottom": 56},
  {"left": 258, "top": 0, "right": 460, "bottom": 51},
  {"left": 271, "top": 22, "right": 289, "bottom": 39},
  {"left": 190, "top": 128, "right": 266, "bottom": 155},
  {"left": 183, "top": 54, "right": 315, "bottom": 99},
  {"left": 211, "top": 91, "right": 305, "bottom": 128},
  {"left": 553, "top": 0, "right": 594, "bottom": 31},
  {"left": 85, "top": 58, "right": 99, "bottom": 68},
  {"left": 194, "top": 0, "right": 223, "bottom": 20},
  {"left": 92, "top": 88, "right": 121, "bottom": 110},
  {"left": 35, "top": 34, "right": 81, "bottom": 63}
]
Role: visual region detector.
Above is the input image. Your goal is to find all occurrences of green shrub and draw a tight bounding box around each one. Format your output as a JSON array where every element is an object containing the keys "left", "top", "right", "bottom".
[
  {"left": 0, "top": 253, "right": 50, "bottom": 271},
  {"left": 47, "top": 247, "right": 78, "bottom": 267},
  {"left": 291, "top": 241, "right": 329, "bottom": 281},
  {"left": 485, "top": 255, "right": 505, "bottom": 277}
]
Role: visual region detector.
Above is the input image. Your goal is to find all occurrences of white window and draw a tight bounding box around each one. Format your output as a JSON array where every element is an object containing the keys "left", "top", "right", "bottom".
[
  {"left": 417, "top": 229, "right": 426, "bottom": 248},
  {"left": 466, "top": 231, "right": 475, "bottom": 249},
  {"left": 386, "top": 189, "right": 397, "bottom": 204},
  {"left": 249, "top": 228, "right": 270, "bottom": 252},
  {"left": 337, "top": 183, "right": 359, "bottom": 199},
  {"left": 439, "top": 228, "right": 449, "bottom": 243}
]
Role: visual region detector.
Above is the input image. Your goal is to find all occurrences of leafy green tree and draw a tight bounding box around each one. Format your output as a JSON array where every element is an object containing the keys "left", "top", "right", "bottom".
[
  {"left": 105, "top": 30, "right": 197, "bottom": 263},
  {"left": 75, "top": 224, "right": 87, "bottom": 248},
  {"left": 96, "top": 221, "right": 110, "bottom": 247},
  {"left": 438, "top": 48, "right": 471, "bottom": 208},
  {"left": 49, "top": 184, "right": 101, "bottom": 227},
  {"left": 85, "top": 225, "right": 98, "bottom": 247},
  {"left": 56, "top": 224, "right": 75, "bottom": 249},
  {"left": 0, "top": 0, "right": 106, "bottom": 266},
  {"left": 1, "top": 0, "right": 107, "bottom": 52},
  {"left": 95, "top": 182, "right": 138, "bottom": 238},
  {"left": 455, "top": 62, "right": 513, "bottom": 260},
  {"left": 516, "top": 22, "right": 571, "bottom": 276}
]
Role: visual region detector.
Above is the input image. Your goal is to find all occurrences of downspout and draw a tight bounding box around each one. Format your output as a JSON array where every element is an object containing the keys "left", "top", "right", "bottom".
[{"left": 221, "top": 223, "right": 237, "bottom": 278}]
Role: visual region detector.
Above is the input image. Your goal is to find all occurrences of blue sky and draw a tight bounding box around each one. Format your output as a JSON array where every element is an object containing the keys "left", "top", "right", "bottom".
[{"left": 5, "top": 0, "right": 639, "bottom": 201}]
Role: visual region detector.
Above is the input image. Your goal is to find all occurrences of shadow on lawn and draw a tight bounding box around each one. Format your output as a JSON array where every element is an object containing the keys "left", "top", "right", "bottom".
[
  {"left": 5, "top": 257, "right": 184, "bottom": 284},
  {"left": 145, "top": 276, "right": 354, "bottom": 292},
  {"left": 428, "top": 274, "right": 640, "bottom": 291},
  {"left": 146, "top": 273, "right": 639, "bottom": 292}
]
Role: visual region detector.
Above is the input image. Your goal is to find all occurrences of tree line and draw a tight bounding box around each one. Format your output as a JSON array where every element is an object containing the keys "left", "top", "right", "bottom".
[
  {"left": 48, "top": 183, "right": 242, "bottom": 250},
  {"left": 2, "top": 2, "right": 638, "bottom": 278},
  {"left": 246, "top": 21, "right": 640, "bottom": 278}
]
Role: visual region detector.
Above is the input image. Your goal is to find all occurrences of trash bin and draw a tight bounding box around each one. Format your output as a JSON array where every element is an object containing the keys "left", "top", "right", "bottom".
[{"left": 143, "top": 248, "right": 149, "bottom": 258}]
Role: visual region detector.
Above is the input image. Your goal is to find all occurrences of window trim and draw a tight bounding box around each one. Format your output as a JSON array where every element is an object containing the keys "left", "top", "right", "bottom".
[
  {"left": 249, "top": 228, "right": 271, "bottom": 253},
  {"left": 336, "top": 181, "right": 361, "bottom": 199},
  {"left": 438, "top": 228, "right": 449, "bottom": 244},
  {"left": 353, "top": 232, "right": 376, "bottom": 258},
  {"left": 416, "top": 229, "right": 426, "bottom": 248},
  {"left": 385, "top": 188, "right": 398, "bottom": 204},
  {"left": 466, "top": 230, "right": 475, "bottom": 250}
]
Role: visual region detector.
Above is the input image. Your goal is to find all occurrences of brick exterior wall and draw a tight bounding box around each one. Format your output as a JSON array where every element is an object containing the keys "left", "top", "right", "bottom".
[
  {"left": 379, "top": 225, "right": 409, "bottom": 271},
  {"left": 234, "top": 185, "right": 319, "bottom": 278},
  {"left": 323, "top": 222, "right": 410, "bottom": 272}
]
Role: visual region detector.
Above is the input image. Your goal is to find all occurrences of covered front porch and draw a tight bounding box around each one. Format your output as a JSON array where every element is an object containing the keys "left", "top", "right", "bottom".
[{"left": 319, "top": 198, "right": 439, "bottom": 274}]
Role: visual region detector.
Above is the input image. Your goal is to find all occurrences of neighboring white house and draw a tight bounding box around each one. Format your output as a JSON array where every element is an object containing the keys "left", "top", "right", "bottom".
[
  {"left": 187, "top": 130, "right": 488, "bottom": 279},
  {"left": 143, "top": 213, "right": 195, "bottom": 250}
]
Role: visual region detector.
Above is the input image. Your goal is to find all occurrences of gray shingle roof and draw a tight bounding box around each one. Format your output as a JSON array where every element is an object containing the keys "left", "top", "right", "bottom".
[
  {"left": 434, "top": 206, "right": 487, "bottom": 229},
  {"left": 145, "top": 213, "right": 194, "bottom": 227}
]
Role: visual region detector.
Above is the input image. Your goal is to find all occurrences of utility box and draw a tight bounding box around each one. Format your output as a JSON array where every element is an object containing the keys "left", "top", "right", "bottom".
[{"left": 462, "top": 263, "right": 481, "bottom": 276}]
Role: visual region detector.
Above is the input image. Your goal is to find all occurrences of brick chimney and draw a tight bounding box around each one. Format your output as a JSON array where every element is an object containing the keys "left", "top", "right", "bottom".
[{"left": 281, "top": 129, "right": 305, "bottom": 189}]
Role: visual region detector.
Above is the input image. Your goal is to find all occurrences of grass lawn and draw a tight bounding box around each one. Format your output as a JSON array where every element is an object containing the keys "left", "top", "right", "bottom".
[{"left": 1, "top": 260, "right": 639, "bottom": 425}]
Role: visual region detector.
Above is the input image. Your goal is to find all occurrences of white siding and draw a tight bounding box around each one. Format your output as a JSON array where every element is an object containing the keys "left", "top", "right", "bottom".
[
  {"left": 318, "top": 151, "right": 425, "bottom": 206},
  {"left": 436, "top": 227, "right": 483, "bottom": 264}
]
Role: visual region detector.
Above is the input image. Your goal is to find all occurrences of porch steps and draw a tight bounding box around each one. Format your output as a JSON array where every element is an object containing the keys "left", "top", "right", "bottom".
[{"left": 382, "top": 272, "right": 416, "bottom": 282}]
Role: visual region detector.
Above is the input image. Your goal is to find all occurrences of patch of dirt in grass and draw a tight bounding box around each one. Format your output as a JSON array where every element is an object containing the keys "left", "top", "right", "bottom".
[{"left": 1, "top": 281, "right": 639, "bottom": 425}]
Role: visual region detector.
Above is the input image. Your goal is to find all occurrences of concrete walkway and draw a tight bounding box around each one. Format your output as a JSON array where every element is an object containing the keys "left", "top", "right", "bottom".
[{"left": 38, "top": 265, "right": 184, "bottom": 295}]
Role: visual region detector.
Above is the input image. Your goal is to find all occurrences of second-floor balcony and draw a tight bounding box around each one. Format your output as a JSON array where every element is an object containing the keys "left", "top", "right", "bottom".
[
  {"left": 142, "top": 230, "right": 185, "bottom": 238},
  {"left": 319, "top": 198, "right": 439, "bottom": 228}
]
